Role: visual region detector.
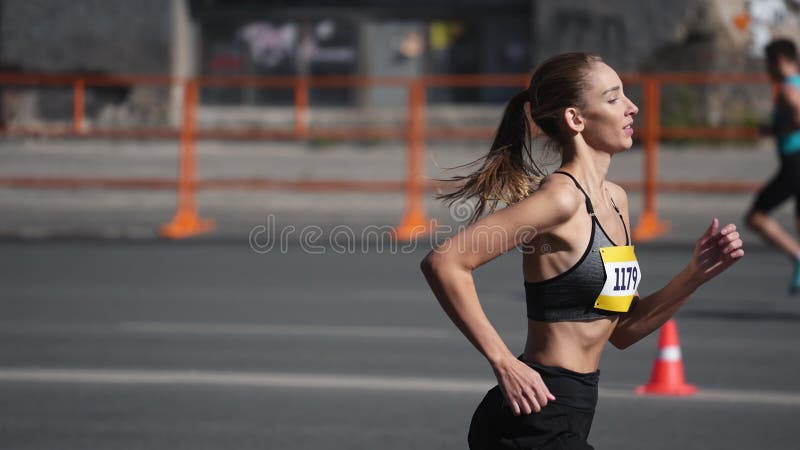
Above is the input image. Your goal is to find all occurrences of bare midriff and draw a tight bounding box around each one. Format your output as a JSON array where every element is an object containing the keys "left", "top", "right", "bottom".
[{"left": 522, "top": 317, "right": 618, "bottom": 374}]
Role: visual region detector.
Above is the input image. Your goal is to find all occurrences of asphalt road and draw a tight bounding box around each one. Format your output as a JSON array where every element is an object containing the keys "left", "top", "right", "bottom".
[{"left": 1, "top": 241, "right": 799, "bottom": 450}]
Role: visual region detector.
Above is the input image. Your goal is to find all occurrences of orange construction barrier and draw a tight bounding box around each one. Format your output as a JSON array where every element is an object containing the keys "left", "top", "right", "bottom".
[
  {"left": 294, "top": 77, "right": 309, "bottom": 139},
  {"left": 636, "top": 319, "right": 697, "bottom": 396},
  {"left": 394, "top": 79, "right": 436, "bottom": 242},
  {"left": 632, "top": 76, "right": 669, "bottom": 242},
  {"left": 73, "top": 78, "right": 85, "bottom": 135},
  {"left": 0, "top": 71, "right": 774, "bottom": 242},
  {"left": 159, "top": 80, "right": 214, "bottom": 239}
]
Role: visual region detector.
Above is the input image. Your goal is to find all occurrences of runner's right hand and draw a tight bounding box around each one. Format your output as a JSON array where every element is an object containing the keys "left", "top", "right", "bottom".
[{"left": 491, "top": 356, "right": 556, "bottom": 415}]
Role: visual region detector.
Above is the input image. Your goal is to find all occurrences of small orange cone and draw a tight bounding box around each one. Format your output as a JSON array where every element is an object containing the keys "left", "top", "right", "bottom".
[{"left": 635, "top": 319, "right": 697, "bottom": 396}]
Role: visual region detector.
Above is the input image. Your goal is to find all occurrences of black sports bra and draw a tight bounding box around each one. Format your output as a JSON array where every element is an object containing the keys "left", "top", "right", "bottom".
[{"left": 524, "top": 171, "right": 641, "bottom": 322}]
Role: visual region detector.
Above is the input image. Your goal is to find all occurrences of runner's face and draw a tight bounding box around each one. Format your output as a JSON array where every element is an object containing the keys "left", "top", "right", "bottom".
[{"left": 578, "top": 62, "right": 639, "bottom": 153}]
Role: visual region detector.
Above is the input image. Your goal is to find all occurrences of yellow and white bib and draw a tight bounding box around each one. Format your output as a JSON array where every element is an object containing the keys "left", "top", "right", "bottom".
[{"left": 596, "top": 246, "right": 641, "bottom": 312}]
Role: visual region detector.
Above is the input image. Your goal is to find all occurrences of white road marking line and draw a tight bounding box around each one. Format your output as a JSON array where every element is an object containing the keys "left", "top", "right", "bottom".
[
  {"left": 0, "top": 368, "right": 799, "bottom": 406},
  {"left": 599, "top": 387, "right": 800, "bottom": 406},
  {"left": 0, "top": 369, "right": 488, "bottom": 393}
]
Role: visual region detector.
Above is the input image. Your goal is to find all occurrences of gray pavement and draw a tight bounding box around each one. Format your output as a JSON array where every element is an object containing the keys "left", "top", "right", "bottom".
[{"left": 0, "top": 241, "right": 799, "bottom": 449}]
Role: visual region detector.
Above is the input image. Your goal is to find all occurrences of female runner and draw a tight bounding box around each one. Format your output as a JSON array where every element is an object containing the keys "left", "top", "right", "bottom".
[{"left": 420, "top": 52, "right": 744, "bottom": 449}]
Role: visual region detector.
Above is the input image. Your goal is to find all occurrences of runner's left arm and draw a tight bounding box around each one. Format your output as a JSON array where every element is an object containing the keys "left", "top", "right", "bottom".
[
  {"left": 783, "top": 83, "right": 800, "bottom": 128},
  {"left": 602, "top": 183, "right": 743, "bottom": 348}
]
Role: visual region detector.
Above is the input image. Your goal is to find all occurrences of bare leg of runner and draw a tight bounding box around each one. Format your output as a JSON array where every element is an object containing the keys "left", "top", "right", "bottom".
[
  {"left": 746, "top": 210, "right": 800, "bottom": 293},
  {"left": 746, "top": 210, "right": 800, "bottom": 257}
]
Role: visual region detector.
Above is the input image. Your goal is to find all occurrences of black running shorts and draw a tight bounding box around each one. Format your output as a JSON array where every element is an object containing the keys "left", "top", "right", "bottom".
[
  {"left": 751, "top": 152, "right": 800, "bottom": 215},
  {"left": 468, "top": 360, "right": 599, "bottom": 450}
]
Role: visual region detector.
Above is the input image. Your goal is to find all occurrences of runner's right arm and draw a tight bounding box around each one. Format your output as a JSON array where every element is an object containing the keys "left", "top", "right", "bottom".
[{"left": 420, "top": 179, "right": 579, "bottom": 415}]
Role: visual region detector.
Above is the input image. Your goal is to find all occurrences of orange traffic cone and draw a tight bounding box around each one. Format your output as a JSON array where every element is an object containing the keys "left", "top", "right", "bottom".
[{"left": 635, "top": 319, "right": 697, "bottom": 396}]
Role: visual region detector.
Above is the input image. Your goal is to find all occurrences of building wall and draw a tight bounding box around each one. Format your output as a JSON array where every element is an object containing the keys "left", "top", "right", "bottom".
[
  {"left": 3, "top": 0, "right": 798, "bottom": 76},
  {"left": 0, "top": 0, "right": 172, "bottom": 73},
  {"left": 2, "top": 0, "right": 799, "bottom": 127},
  {"left": 0, "top": 0, "right": 180, "bottom": 128},
  {"left": 531, "top": 0, "right": 710, "bottom": 71},
  {"left": 530, "top": 0, "right": 800, "bottom": 127}
]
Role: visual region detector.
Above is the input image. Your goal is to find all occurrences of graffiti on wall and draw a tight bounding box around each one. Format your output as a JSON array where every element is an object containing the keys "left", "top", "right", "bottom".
[{"left": 238, "top": 20, "right": 356, "bottom": 72}]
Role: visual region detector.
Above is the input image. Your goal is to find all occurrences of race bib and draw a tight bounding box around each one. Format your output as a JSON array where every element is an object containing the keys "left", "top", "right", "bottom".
[{"left": 596, "top": 246, "right": 640, "bottom": 312}]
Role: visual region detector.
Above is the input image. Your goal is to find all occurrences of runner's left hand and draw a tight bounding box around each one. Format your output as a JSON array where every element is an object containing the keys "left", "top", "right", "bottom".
[{"left": 688, "top": 218, "right": 744, "bottom": 284}]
